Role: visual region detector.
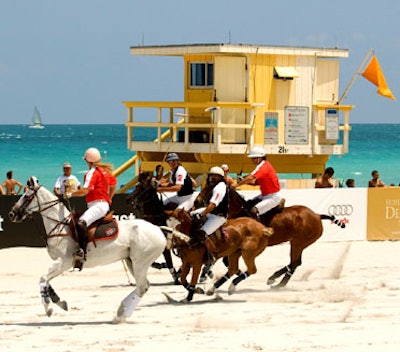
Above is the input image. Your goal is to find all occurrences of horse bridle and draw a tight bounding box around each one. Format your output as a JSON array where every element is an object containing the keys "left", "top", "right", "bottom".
[{"left": 12, "top": 187, "right": 72, "bottom": 238}]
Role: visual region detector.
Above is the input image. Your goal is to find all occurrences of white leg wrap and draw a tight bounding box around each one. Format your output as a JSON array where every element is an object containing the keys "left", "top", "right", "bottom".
[{"left": 121, "top": 292, "right": 141, "bottom": 317}]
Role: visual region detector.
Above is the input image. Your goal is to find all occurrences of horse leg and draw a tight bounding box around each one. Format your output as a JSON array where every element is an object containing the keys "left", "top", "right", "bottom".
[
  {"left": 268, "top": 253, "right": 303, "bottom": 288},
  {"left": 228, "top": 250, "right": 258, "bottom": 295},
  {"left": 182, "top": 263, "right": 203, "bottom": 302},
  {"left": 205, "top": 251, "right": 240, "bottom": 296},
  {"left": 163, "top": 249, "right": 180, "bottom": 285},
  {"left": 114, "top": 272, "right": 150, "bottom": 324},
  {"left": 39, "top": 258, "right": 70, "bottom": 316}
]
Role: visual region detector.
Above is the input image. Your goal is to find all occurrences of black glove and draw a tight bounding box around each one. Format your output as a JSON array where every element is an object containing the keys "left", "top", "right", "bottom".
[{"left": 194, "top": 213, "right": 204, "bottom": 221}]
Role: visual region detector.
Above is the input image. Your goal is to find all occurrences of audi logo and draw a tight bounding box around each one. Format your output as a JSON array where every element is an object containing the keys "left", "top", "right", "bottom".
[{"left": 328, "top": 204, "right": 353, "bottom": 216}]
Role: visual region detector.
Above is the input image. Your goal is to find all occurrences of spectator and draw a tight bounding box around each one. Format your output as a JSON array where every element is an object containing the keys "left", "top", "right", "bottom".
[
  {"left": 345, "top": 178, "right": 355, "bottom": 188},
  {"left": 315, "top": 167, "right": 335, "bottom": 188},
  {"left": 368, "top": 170, "right": 385, "bottom": 187},
  {"left": 54, "top": 162, "right": 81, "bottom": 196},
  {"left": 221, "top": 164, "right": 235, "bottom": 187},
  {"left": 2, "top": 170, "right": 23, "bottom": 195}
]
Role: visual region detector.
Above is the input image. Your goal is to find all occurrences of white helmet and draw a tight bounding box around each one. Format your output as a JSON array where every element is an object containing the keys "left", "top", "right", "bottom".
[
  {"left": 208, "top": 166, "right": 224, "bottom": 177},
  {"left": 83, "top": 147, "right": 101, "bottom": 163},
  {"left": 248, "top": 146, "right": 265, "bottom": 158}
]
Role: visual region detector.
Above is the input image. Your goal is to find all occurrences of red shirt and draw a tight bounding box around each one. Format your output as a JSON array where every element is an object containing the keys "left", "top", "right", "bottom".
[
  {"left": 83, "top": 166, "right": 112, "bottom": 204},
  {"left": 252, "top": 160, "right": 280, "bottom": 196}
]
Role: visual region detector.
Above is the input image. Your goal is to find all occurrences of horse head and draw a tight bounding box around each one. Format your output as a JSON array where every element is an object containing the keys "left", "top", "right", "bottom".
[
  {"left": 227, "top": 188, "right": 251, "bottom": 219},
  {"left": 126, "top": 172, "right": 165, "bottom": 224},
  {"left": 9, "top": 176, "right": 62, "bottom": 223},
  {"left": 9, "top": 176, "right": 42, "bottom": 222},
  {"left": 166, "top": 209, "right": 193, "bottom": 235}
]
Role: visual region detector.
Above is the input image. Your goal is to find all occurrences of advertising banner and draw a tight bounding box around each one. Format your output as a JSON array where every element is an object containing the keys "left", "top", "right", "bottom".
[
  {"left": 367, "top": 188, "right": 400, "bottom": 240},
  {"left": 239, "top": 188, "right": 367, "bottom": 242}
]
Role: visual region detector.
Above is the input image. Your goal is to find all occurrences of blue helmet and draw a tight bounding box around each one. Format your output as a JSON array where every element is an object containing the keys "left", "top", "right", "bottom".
[{"left": 165, "top": 152, "right": 179, "bottom": 162}]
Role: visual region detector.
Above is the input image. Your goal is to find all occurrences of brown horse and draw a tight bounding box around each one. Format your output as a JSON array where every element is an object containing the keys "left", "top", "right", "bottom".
[
  {"left": 166, "top": 208, "right": 271, "bottom": 302},
  {"left": 204, "top": 187, "right": 344, "bottom": 288}
]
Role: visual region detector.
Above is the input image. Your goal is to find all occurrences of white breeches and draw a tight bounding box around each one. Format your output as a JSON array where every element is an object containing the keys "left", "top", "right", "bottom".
[
  {"left": 191, "top": 207, "right": 227, "bottom": 236},
  {"left": 163, "top": 194, "right": 195, "bottom": 212},
  {"left": 79, "top": 200, "right": 110, "bottom": 226},
  {"left": 254, "top": 192, "right": 282, "bottom": 215}
]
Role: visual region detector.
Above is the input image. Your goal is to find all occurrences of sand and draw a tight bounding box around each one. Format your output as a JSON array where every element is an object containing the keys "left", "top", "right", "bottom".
[{"left": 1, "top": 240, "right": 400, "bottom": 351}]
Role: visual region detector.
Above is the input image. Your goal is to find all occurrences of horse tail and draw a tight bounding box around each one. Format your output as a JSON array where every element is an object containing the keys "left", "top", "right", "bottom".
[{"left": 320, "top": 214, "right": 346, "bottom": 229}]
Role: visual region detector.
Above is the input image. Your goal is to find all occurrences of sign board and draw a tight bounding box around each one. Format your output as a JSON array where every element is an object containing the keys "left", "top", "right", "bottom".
[
  {"left": 264, "top": 112, "right": 278, "bottom": 144},
  {"left": 284, "top": 106, "right": 309, "bottom": 144},
  {"left": 325, "top": 108, "right": 339, "bottom": 140}
]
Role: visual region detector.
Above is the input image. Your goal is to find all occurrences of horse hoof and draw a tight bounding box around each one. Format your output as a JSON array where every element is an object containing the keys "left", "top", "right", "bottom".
[
  {"left": 206, "top": 288, "right": 215, "bottom": 296},
  {"left": 112, "top": 315, "right": 126, "bottom": 324},
  {"left": 267, "top": 278, "right": 276, "bottom": 285},
  {"left": 56, "top": 300, "right": 68, "bottom": 311},
  {"left": 45, "top": 307, "right": 53, "bottom": 317},
  {"left": 228, "top": 283, "right": 237, "bottom": 295},
  {"left": 194, "top": 287, "right": 205, "bottom": 295}
]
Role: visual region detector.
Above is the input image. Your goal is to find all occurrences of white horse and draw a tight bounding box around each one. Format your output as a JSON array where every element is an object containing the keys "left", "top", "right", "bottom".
[{"left": 8, "top": 176, "right": 166, "bottom": 323}]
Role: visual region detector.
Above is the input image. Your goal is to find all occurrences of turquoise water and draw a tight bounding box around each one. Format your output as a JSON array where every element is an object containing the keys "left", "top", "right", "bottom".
[{"left": 0, "top": 124, "right": 399, "bottom": 190}]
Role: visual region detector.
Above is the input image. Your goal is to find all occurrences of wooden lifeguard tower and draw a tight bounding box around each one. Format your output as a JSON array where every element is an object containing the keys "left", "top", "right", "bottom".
[{"left": 115, "top": 43, "right": 354, "bottom": 192}]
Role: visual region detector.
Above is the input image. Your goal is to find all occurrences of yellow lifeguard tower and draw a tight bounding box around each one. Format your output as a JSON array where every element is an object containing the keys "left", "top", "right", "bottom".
[{"left": 115, "top": 43, "right": 354, "bottom": 192}]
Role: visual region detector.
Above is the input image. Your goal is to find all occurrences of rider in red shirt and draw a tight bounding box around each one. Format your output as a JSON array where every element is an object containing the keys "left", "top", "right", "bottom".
[
  {"left": 71, "top": 147, "right": 117, "bottom": 268},
  {"left": 234, "top": 146, "right": 282, "bottom": 224}
]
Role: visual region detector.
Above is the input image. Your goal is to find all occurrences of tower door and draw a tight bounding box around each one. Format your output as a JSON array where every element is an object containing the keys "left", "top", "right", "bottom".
[{"left": 214, "top": 56, "right": 247, "bottom": 143}]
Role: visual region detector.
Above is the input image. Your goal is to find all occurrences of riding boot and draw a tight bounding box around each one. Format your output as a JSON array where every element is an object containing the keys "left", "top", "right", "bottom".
[
  {"left": 203, "top": 236, "right": 217, "bottom": 263},
  {"left": 249, "top": 207, "right": 261, "bottom": 221},
  {"left": 74, "top": 220, "right": 88, "bottom": 270},
  {"left": 250, "top": 207, "right": 274, "bottom": 235}
]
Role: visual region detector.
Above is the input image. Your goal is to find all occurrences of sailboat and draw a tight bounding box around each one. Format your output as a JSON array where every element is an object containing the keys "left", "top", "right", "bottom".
[{"left": 29, "top": 106, "right": 45, "bottom": 129}]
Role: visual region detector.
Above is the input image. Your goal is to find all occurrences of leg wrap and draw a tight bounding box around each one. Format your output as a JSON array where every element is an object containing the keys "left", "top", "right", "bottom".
[
  {"left": 232, "top": 271, "right": 249, "bottom": 286},
  {"left": 214, "top": 273, "right": 230, "bottom": 289}
]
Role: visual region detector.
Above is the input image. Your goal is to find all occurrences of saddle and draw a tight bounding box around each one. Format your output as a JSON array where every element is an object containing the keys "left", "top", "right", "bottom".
[
  {"left": 260, "top": 198, "right": 286, "bottom": 226},
  {"left": 71, "top": 210, "right": 119, "bottom": 244}
]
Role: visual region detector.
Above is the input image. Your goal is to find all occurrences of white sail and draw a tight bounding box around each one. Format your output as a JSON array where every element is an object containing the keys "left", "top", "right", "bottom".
[{"left": 29, "top": 106, "right": 44, "bottom": 129}]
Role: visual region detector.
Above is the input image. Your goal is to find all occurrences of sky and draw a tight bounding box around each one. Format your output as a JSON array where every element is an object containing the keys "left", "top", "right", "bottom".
[{"left": 1, "top": 0, "right": 399, "bottom": 124}]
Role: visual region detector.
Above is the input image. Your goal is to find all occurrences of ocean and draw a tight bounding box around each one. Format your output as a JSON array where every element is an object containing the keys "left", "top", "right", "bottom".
[{"left": 0, "top": 124, "right": 399, "bottom": 191}]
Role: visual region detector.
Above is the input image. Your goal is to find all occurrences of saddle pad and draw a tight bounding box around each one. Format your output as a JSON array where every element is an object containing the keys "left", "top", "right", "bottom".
[{"left": 93, "top": 219, "right": 119, "bottom": 241}]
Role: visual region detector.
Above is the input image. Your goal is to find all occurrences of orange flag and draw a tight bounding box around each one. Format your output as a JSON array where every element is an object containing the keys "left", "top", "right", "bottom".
[{"left": 361, "top": 55, "right": 395, "bottom": 100}]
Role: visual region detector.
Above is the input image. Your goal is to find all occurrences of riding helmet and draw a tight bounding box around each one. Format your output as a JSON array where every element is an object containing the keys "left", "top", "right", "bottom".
[
  {"left": 208, "top": 166, "right": 225, "bottom": 177},
  {"left": 165, "top": 152, "right": 179, "bottom": 162},
  {"left": 84, "top": 147, "right": 101, "bottom": 163},
  {"left": 248, "top": 146, "right": 266, "bottom": 158}
]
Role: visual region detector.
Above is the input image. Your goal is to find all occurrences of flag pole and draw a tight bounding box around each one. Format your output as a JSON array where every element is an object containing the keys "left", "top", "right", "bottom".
[{"left": 338, "top": 48, "right": 374, "bottom": 104}]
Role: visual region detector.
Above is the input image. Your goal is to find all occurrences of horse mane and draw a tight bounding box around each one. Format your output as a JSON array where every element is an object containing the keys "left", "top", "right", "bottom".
[{"left": 126, "top": 172, "right": 166, "bottom": 226}]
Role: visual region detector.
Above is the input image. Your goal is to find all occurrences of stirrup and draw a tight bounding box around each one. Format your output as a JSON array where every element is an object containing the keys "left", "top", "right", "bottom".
[{"left": 73, "top": 248, "right": 85, "bottom": 271}]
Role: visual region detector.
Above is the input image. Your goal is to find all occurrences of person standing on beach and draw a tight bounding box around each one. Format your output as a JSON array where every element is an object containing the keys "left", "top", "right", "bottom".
[
  {"left": 70, "top": 147, "right": 116, "bottom": 269},
  {"left": 345, "top": 178, "right": 355, "bottom": 188},
  {"left": 315, "top": 167, "right": 335, "bottom": 188},
  {"left": 2, "top": 170, "right": 23, "bottom": 195},
  {"left": 156, "top": 152, "right": 195, "bottom": 211},
  {"left": 368, "top": 170, "right": 386, "bottom": 187},
  {"left": 54, "top": 162, "right": 81, "bottom": 197}
]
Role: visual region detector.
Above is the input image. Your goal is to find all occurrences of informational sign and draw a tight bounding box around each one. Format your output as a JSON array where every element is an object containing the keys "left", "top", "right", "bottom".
[
  {"left": 284, "top": 106, "right": 309, "bottom": 144},
  {"left": 325, "top": 108, "right": 339, "bottom": 140},
  {"left": 264, "top": 112, "right": 278, "bottom": 144}
]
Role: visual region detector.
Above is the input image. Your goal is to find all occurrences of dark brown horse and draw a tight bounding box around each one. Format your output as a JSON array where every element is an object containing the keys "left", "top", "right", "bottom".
[
  {"left": 203, "top": 187, "right": 344, "bottom": 288},
  {"left": 126, "top": 172, "right": 180, "bottom": 284},
  {"left": 166, "top": 208, "right": 271, "bottom": 301}
]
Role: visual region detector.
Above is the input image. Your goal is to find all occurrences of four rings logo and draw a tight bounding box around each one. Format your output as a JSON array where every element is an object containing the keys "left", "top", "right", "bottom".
[{"left": 328, "top": 204, "right": 353, "bottom": 216}]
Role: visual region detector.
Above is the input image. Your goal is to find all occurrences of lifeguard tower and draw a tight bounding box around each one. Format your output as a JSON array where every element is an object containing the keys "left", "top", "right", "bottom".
[{"left": 115, "top": 43, "right": 354, "bottom": 192}]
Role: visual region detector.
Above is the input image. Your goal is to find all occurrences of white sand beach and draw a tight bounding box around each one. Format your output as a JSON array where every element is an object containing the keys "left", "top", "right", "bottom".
[{"left": 1, "top": 240, "right": 400, "bottom": 351}]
